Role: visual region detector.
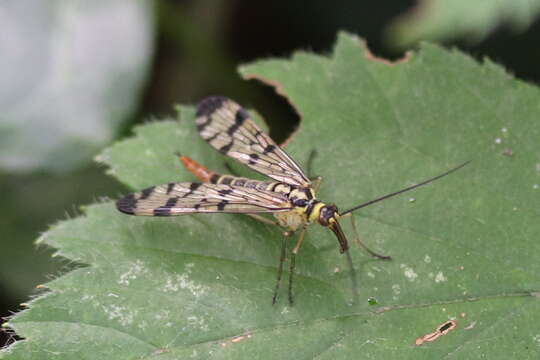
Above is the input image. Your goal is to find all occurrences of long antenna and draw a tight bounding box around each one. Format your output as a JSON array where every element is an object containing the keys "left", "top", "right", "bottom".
[{"left": 340, "top": 160, "right": 471, "bottom": 216}]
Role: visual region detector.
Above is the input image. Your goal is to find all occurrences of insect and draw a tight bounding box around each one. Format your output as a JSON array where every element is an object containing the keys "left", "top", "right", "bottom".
[{"left": 116, "top": 96, "right": 469, "bottom": 305}]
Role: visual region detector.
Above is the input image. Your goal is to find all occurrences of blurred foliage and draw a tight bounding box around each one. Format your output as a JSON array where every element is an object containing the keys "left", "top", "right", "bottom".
[
  {"left": 387, "top": 0, "right": 540, "bottom": 48},
  {"left": 0, "top": 0, "right": 154, "bottom": 173}
]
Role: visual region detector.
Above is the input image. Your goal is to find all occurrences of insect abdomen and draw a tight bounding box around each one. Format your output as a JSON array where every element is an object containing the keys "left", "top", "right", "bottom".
[
  {"left": 179, "top": 155, "right": 216, "bottom": 182},
  {"left": 179, "top": 154, "right": 276, "bottom": 190}
]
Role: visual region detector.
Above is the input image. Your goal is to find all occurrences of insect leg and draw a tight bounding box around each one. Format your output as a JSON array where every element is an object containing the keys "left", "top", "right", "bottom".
[
  {"left": 306, "top": 149, "right": 318, "bottom": 179},
  {"left": 247, "top": 213, "right": 281, "bottom": 226},
  {"left": 306, "top": 149, "right": 324, "bottom": 192},
  {"left": 272, "top": 231, "right": 291, "bottom": 304},
  {"left": 312, "top": 176, "right": 323, "bottom": 193},
  {"left": 348, "top": 214, "right": 391, "bottom": 260},
  {"left": 344, "top": 249, "right": 360, "bottom": 305},
  {"left": 288, "top": 225, "right": 307, "bottom": 305}
]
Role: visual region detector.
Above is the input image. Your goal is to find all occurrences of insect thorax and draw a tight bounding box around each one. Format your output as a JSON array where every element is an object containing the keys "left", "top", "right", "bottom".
[{"left": 272, "top": 185, "right": 323, "bottom": 231}]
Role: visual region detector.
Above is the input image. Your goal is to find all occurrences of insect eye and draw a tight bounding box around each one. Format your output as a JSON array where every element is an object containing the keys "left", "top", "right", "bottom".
[{"left": 294, "top": 199, "right": 308, "bottom": 207}]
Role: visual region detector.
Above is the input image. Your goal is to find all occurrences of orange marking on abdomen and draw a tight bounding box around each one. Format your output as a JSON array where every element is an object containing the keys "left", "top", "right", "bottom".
[{"left": 179, "top": 155, "right": 216, "bottom": 182}]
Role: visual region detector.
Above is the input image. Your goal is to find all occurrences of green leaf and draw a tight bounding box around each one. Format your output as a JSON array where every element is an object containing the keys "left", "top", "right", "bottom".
[
  {"left": 0, "top": 0, "right": 154, "bottom": 172},
  {"left": 386, "top": 0, "right": 540, "bottom": 48},
  {"left": 4, "top": 32, "right": 540, "bottom": 359}
]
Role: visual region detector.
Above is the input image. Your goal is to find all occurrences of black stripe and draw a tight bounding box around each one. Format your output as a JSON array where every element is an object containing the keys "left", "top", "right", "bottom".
[
  {"left": 210, "top": 173, "right": 221, "bottom": 183},
  {"left": 166, "top": 183, "right": 175, "bottom": 194},
  {"left": 153, "top": 208, "right": 171, "bottom": 216},
  {"left": 227, "top": 123, "right": 240, "bottom": 136},
  {"left": 140, "top": 186, "right": 155, "bottom": 200},
  {"left": 116, "top": 193, "right": 137, "bottom": 214},
  {"left": 205, "top": 131, "right": 220, "bottom": 143},
  {"left": 217, "top": 200, "right": 228, "bottom": 211},
  {"left": 305, "top": 200, "right": 320, "bottom": 218},
  {"left": 227, "top": 108, "right": 249, "bottom": 136},
  {"left": 219, "top": 141, "right": 234, "bottom": 154},
  {"left": 248, "top": 153, "right": 259, "bottom": 165},
  {"left": 218, "top": 189, "right": 232, "bottom": 196},
  {"left": 236, "top": 108, "right": 249, "bottom": 124},
  {"left": 263, "top": 144, "right": 276, "bottom": 155},
  {"left": 196, "top": 118, "right": 211, "bottom": 133},
  {"left": 196, "top": 96, "right": 227, "bottom": 117},
  {"left": 270, "top": 182, "right": 280, "bottom": 192},
  {"left": 164, "top": 197, "right": 178, "bottom": 208},
  {"left": 182, "top": 183, "right": 202, "bottom": 197},
  {"left": 226, "top": 109, "right": 248, "bottom": 135}
]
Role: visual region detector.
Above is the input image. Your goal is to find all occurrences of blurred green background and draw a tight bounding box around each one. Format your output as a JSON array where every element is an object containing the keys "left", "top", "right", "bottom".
[{"left": 2, "top": 0, "right": 540, "bottom": 347}]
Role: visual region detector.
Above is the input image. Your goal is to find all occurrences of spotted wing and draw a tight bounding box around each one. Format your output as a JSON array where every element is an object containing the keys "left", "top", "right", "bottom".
[
  {"left": 195, "top": 96, "right": 310, "bottom": 187},
  {"left": 116, "top": 182, "right": 292, "bottom": 216}
]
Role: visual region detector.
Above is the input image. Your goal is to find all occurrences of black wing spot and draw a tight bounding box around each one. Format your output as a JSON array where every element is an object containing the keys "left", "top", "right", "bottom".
[
  {"left": 182, "top": 183, "right": 202, "bottom": 197},
  {"left": 218, "top": 189, "right": 232, "bottom": 196},
  {"left": 153, "top": 208, "right": 171, "bottom": 216},
  {"left": 140, "top": 186, "right": 155, "bottom": 200},
  {"left": 116, "top": 193, "right": 137, "bottom": 215},
  {"left": 205, "top": 132, "right": 220, "bottom": 142},
  {"left": 226, "top": 109, "right": 249, "bottom": 135},
  {"left": 263, "top": 144, "right": 276, "bottom": 155},
  {"left": 196, "top": 96, "right": 227, "bottom": 117},
  {"left": 227, "top": 124, "right": 240, "bottom": 135},
  {"left": 235, "top": 108, "right": 248, "bottom": 124},
  {"left": 248, "top": 153, "right": 259, "bottom": 165},
  {"left": 196, "top": 118, "right": 211, "bottom": 133},
  {"left": 210, "top": 173, "right": 221, "bottom": 183},
  {"left": 164, "top": 197, "right": 179, "bottom": 208},
  {"left": 217, "top": 200, "right": 229, "bottom": 211},
  {"left": 166, "top": 183, "right": 175, "bottom": 194},
  {"left": 219, "top": 141, "right": 234, "bottom": 154}
]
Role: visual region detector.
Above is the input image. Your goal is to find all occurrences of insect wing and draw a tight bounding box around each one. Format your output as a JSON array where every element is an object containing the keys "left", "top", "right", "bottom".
[
  {"left": 195, "top": 96, "right": 310, "bottom": 187},
  {"left": 116, "top": 182, "right": 292, "bottom": 216}
]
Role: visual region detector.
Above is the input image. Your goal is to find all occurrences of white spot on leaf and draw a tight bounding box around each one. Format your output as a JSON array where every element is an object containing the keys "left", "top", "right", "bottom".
[
  {"left": 118, "top": 260, "right": 147, "bottom": 286},
  {"left": 435, "top": 272, "right": 447, "bottom": 283},
  {"left": 102, "top": 304, "right": 136, "bottom": 326},
  {"left": 162, "top": 263, "right": 208, "bottom": 298},
  {"left": 400, "top": 264, "right": 418, "bottom": 282}
]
